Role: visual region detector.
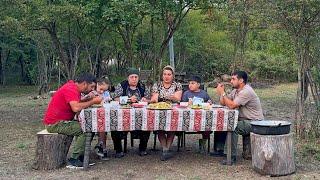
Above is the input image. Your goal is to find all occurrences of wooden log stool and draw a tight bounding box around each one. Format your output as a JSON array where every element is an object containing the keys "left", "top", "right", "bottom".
[
  {"left": 251, "top": 132, "right": 295, "bottom": 176},
  {"left": 32, "top": 129, "right": 73, "bottom": 170}
]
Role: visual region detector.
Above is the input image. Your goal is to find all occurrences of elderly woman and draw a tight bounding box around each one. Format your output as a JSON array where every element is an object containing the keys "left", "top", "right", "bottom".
[{"left": 150, "top": 65, "right": 183, "bottom": 161}]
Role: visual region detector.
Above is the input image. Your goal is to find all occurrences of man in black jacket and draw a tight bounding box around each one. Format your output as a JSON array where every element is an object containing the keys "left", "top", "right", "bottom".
[{"left": 112, "top": 68, "right": 150, "bottom": 158}]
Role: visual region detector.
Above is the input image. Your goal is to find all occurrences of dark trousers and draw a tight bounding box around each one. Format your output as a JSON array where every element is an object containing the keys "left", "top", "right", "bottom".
[{"left": 111, "top": 131, "right": 150, "bottom": 153}]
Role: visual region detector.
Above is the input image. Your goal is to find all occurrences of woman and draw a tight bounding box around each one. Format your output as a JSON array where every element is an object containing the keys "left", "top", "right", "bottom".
[{"left": 150, "top": 65, "right": 182, "bottom": 161}]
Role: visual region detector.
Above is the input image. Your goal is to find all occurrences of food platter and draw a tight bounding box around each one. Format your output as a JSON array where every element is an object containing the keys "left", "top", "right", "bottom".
[
  {"left": 191, "top": 105, "right": 202, "bottom": 109},
  {"left": 131, "top": 103, "right": 145, "bottom": 108},
  {"left": 147, "top": 102, "right": 172, "bottom": 110}
]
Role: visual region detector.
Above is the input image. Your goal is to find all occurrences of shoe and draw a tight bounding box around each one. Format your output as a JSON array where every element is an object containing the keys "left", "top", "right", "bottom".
[
  {"left": 220, "top": 156, "right": 237, "bottom": 165},
  {"left": 100, "top": 151, "right": 109, "bottom": 161},
  {"left": 160, "top": 151, "right": 173, "bottom": 161},
  {"left": 209, "top": 150, "right": 226, "bottom": 157},
  {"left": 77, "top": 155, "right": 96, "bottom": 166},
  {"left": 139, "top": 151, "right": 148, "bottom": 156},
  {"left": 115, "top": 152, "right": 125, "bottom": 158},
  {"left": 66, "top": 158, "right": 83, "bottom": 169},
  {"left": 95, "top": 144, "right": 104, "bottom": 157}
]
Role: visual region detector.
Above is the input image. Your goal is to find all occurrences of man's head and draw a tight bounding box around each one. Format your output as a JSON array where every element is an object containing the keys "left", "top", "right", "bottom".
[
  {"left": 127, "top": 68, "right": 139, "bottom": 87},
  {"left": 75, "top": 73, "right": 97, "bottom": 94},
  {"left": 231, "top": 71, "right": 248, "bottom": 89},
  {"left": 188, "top": 75, "right": 201, "bottom": 92}
]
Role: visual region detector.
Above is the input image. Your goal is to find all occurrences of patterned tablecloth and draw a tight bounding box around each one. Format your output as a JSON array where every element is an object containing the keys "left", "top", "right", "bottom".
[{"left": 79, "top": 107, "right": 238, "bottom": 133}]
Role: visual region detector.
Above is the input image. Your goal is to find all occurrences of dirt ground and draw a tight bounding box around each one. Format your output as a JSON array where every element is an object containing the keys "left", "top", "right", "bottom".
[{"left": 0, "top": 83, "right": 319, "bottom": 180}]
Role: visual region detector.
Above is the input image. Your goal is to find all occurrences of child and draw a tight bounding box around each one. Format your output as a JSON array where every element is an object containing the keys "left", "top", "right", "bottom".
[
  {"left": 181, "top": 75, "right": 212, "bottom": 104},
  {"left": 81, "top": 76, "right": 112, "bottom": 160},
  {"left": 94, "top": 76, "right": 112, "bottom": 160},
  {"left": 181, "top": 75, "right": 213, "bottom": 152}
]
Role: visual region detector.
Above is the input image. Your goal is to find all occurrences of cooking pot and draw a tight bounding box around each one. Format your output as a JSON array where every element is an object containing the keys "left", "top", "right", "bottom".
[{"left": 250, "top": 120, "right": 291, "bottom": 135}]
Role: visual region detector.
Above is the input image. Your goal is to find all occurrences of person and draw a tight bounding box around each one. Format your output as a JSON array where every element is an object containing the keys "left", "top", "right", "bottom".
[
  {"left": 43, "top": 73, "right": 102, "bottom": 168},
  {"left": 150, "top": 65, "right": 183, "bottom": 161},
  {"left": 213, "top": 71, "right": 264, "bottom": 165},
  {"left": 181, "top": 75, "right": 213, "bottom": 152},
  {"left": 112, "top": 68, "right": 150, "bottom": 158},
  {"left": 88, "top": 76, "right": 112, "bottom": 160}
]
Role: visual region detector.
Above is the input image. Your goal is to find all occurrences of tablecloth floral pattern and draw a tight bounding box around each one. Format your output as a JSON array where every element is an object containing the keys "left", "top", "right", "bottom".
[{"left": 79, "top": 107, "right": 238, "bottom": 132}]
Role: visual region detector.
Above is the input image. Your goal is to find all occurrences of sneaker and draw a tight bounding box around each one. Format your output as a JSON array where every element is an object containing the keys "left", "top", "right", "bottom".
[
  {"left": 160, "top": 151, "right": 173, "bottom": 161},
  {"left": 209, "top": 150, "right": 226, "bottom": 157},
  {"left": 66, "top": 158, "right": 83, "bottom": 169},
  {"left": 95, "top": 145, "right": 104, "bottom": 157},
  {"left": 100, "top": 151, "right": 109, "bottom": 161},
  {"left": 139, "top": 151, "right": 148, "bottom": 156},
  {"left": 115, "top": 152, "right": 125, "bottom": 158}
]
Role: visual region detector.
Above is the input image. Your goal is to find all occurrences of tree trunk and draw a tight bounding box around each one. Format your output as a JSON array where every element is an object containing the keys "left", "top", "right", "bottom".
[
  {"left": 32, "top": 129, "right": 73, "bottom": 170},
  {"left": 251, "top": 133, "right": 295, "bottom": 176},
  {"left": 0, "top": 49, "right": 10, "bottom": 85}
]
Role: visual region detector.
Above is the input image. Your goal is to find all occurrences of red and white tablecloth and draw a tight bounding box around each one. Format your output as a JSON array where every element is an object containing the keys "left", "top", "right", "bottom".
[{"left": 78, "top": 107, "right": 238, "bottom": 132}]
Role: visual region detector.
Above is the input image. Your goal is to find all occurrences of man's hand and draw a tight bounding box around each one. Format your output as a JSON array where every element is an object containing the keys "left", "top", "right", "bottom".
[
  {"left": 216, "top": 83, "right": 225, "bottom": 96},
  {"left": 92, "top": 96, "right": 103, "bottom": 104},
  {"left": 141, "top": 97, "right": 149, "bottom": 102}
]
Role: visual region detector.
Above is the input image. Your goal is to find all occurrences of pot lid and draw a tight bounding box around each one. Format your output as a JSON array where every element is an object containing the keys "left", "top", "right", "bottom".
[{"left": 250, "top": 120, "right": 291, "bottom": 126}]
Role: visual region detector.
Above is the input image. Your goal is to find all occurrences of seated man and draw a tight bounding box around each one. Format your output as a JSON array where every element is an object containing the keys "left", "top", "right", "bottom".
[
  {"left": 43, "top": 73, "right": 102, "bottom": 168},
  {"left": 214, "top": 71, "right": 264, "bottom": 164},
  {"left": 112, "top": 68, "right": 150, "bottom": 158},
  {"left": 181, "top": 75, "right": 213, "bottom": 151}
]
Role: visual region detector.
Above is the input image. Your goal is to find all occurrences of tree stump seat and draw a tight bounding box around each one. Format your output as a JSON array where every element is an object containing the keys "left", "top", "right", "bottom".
[
  {"left": 251, "top": 132, "right": 295, "bottom": 176},
  {"left": 32, "top": 129, "right": 73, "bottom": 170}
]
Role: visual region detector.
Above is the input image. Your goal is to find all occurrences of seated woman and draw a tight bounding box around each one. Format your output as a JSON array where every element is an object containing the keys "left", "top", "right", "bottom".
[{"left": 150, "top": 65, "right": 182, "bottom": 161}]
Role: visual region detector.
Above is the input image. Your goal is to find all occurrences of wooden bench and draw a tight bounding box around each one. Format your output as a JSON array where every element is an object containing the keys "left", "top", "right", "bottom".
[{"left": 32, "top": 129, "right": 73, "bottom": 170}]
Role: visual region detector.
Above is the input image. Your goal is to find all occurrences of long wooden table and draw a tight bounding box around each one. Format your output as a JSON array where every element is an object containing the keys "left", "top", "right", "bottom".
[{"left": 78, "top": 105, "right": 238, "bottom": 169}]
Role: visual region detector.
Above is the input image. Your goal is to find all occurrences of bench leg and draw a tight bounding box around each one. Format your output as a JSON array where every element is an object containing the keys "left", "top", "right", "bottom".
[
  {"left": 83, "top": 132, "right": 92, "bottom": 170},
  {"left": 227, "top": 131, "right": 232, "bottom": 166}
]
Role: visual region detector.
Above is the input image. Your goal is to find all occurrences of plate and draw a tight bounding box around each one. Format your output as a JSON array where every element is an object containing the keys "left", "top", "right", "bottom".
[
  {"left": 91, "top": 104, "right": 103, "bottom": 108},
  {"left": 191, "top": 105, "right": 202, "bottom": 109},
  {"left": 212, "top": 105, "right": 224, "bottom": 108},
  {"left": 147, "top": 107, "right": 172, "bottom": 110},
  {"left": 131, "top": 103, "right": 145, "bottom": 108}
]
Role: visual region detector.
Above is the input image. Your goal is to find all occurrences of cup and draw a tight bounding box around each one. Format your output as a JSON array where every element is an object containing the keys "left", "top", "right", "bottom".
[{"left": 119, "top": 96, "right": 128, "bottom": 105}]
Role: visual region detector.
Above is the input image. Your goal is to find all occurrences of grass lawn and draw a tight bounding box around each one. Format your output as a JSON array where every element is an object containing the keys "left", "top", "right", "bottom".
[{"left": 0, "top": 83, "right": 319, "bottom": 179}]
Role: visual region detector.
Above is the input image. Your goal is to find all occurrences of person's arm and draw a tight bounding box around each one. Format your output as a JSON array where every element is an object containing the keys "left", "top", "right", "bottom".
[
  {"left": 149, "top": 83, "right": 159, "bottom": 103},
  {"left": 113, "top": 84, "right": 123, "bottom": 102},
  {"left": 216, "top": 83, "right": 239, "bottom": 109},
  {"left": 70, "top": 96, "right": 103, "bottom": 112},
  {"left": 168, "top": 90, "right": 183, "bottom": 102},
  {"left": 150, "top": 93, "right": 159, "bottom": 103}
]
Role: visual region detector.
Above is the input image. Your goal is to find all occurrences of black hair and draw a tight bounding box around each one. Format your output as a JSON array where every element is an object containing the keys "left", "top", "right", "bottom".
[
  {"left": 75, "top": 73, "right": 96, "bottom": 84},
  {"left": 97, "top": 76, "right": 111, "bottom": 85},
  {"left": 232, "top": 71, "right": 248, "bottom": 84},
  {"left": 189, "top": 75, "right": 201, "bottom": 83}
]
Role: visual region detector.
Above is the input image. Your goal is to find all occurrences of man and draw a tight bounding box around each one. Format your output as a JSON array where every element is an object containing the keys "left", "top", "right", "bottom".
[
  {"left": 112, "top": 68, "right": 150, "bottom": 158},
  {"left": 214, "top": 71, "right": 264, "bottom": 164},
  {"left": 43, "top": 73, "right": 102, "bottom": 168}
]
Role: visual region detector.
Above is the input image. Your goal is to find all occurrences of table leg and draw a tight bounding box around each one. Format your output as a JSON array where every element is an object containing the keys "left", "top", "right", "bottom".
[
  {"left": 227, "top": 131, "right": 232, "bottom": 166},
  {"left": 83, "top": 132, "right": 91, "bottom": 170}
]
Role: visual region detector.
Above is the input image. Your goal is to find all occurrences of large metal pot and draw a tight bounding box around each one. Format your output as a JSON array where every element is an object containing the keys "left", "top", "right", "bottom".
[{"left": 250, "top": 120, "right": 291, "bottom": 135}]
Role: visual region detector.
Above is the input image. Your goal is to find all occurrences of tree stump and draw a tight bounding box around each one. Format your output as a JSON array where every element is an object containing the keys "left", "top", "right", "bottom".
[
  {"left": 251, "top": 133, "right": 295, "bottom": 176},
  {"left": 32, "top": 129, "right": 73, "bottom": 170}
]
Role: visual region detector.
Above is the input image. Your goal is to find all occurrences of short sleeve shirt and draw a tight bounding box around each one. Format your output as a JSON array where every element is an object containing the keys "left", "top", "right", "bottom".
[
  {"left": 151, "top": 81, "right": 182, "bottom": 102},
  {"left": 229, "top": 84, "right": 264, "bottom": 120},
  {"left": 43, "top": 80, "right": 80, "bottom": 125},
  {"left": 181, "top": 90, "right": 212, "bottom": 103}
]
